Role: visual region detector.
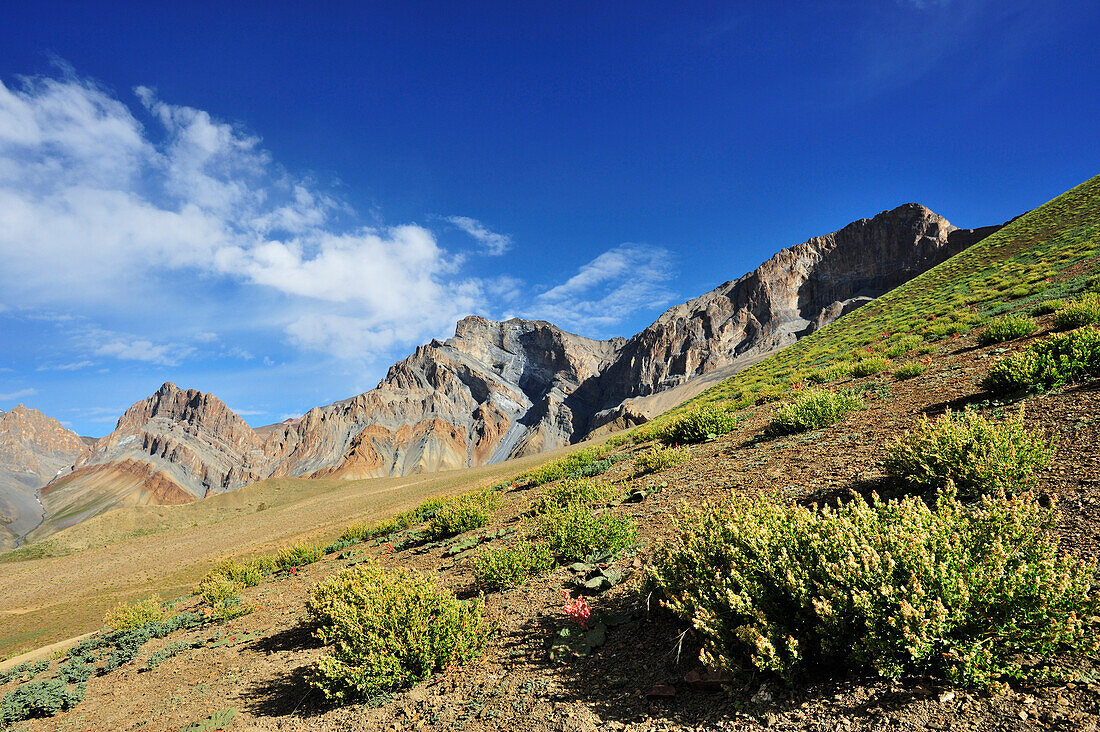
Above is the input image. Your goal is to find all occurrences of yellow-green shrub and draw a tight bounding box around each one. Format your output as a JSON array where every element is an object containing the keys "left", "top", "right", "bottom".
[
  {"left": 535, "top": 478, "right": 619, "bottom": 513},
  {"left": 426, "top": 491, "right": 499, "bottom": 539},
  {"left": 275, "top": 542, "right": 324, "bottom": 569},
  {"left": 472, "top": 541, "right": 556, "bottom": 590},
  {"left": 102, "top": 597, "right": 167, "bottom": 631},
  {"left": 766, "top": 389, "right": 861, "bottom": 436},
  {"left": 977, "top": 314, "right": 1037, "bottom": 346},
  {"left": 306, "top": 562, "right": 490, "bottom": 701},
  {"left": 634, "top": 444, "right": 688, "bottom": 475},
  {"left": 661, "top": 404, "right": 739, "bottom": 444},
  {"left": 1053, "top": 293, "right": 1100, "bottom": 330},
  {"left": 654, "top": 487, "right": 1098, "bottom": 686},
  {"left": 537, "top": 502, "right": 636, "bottom": 562},
  {"left": 884, "top": 408, "right": 1054, "bottom": 499},
  {"left": 982, "top": 326, "right": 1100, "bottom": 394}
]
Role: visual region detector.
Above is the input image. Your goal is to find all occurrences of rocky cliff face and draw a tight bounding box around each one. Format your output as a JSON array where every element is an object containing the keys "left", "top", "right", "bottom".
[
  {"left": 0, "top": 405, "right": 91, "bottom": 546},
  {"left": 9, "top": 203, "right": 1002, "bottom": 542}
]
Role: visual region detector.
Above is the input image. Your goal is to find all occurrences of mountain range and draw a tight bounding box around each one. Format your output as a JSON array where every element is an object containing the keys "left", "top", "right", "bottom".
[{"left": 0, "top": 202, "right": 1002, "bottom": 548}]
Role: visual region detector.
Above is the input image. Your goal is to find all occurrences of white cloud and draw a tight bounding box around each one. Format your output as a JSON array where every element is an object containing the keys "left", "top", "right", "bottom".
[
  {"left": 532, "top": 244, "right": 676, "bottom": 334},
  {"left": 447, "top": 216, "right": 512, "bottom": 255},
  {"left": 0, "top": 72, "right": 487, "bottom": 362},
  {"left": 0, "top": 388, "right": 37, "bottom": 401},
  {"left": 83, "top": 329, "right": 194, "bottom": 366}
]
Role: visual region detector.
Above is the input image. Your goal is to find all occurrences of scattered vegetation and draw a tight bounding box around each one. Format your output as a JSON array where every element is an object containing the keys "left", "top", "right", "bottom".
[
  {"left": 425, "top": 491, "right": 500, "bottom": 540},
  {"left": 535, "top": 478, "right": 619, "bottom": 513},
  {"left": 198, "top": 574, "right": 250, "bottom": 622},
  {"left": 884, "top": 408, "right": 1054, "bottom": 499},
  {"left": 275, "top": 542, "right": 324, "bottom": 570},
  {"left": 341, "top": 497, "right": 446, "bottom": 542},
  {"left": 661, "top": 404, "right": 740, "bottom": 443},
  {"left": 1, "top": 678, "right": 85, "bottom": 727},
  {"left": 509, "top": 445, "right": 620, "bottom": 488},
  {"left": 850, "top": 357, "right": 888, "bottom": 377},
  {"left": 633, "top": 444, "right": 689, "bottom": 475},
  {"left": 982, "top": 326, "right": 1100, "bottom": 394},
  {"left": 473, "top": 541, "right": 556, "bottom": 591},
  {"left": 537, "top": 502, "right": 637, "bottom": 562},
  {"left": 1031, "top": 299, "right": 1065, "bottom": 316},
  {"left": 306, "top": 562, "right": 490, "bottom": 701},
  {"left": 806, "top": 362, "right": 852, "bottom": 384},
  {"left": 1053, "top": 293, "right": 1100, "bottom": 330},
  {"left": 102, "top": 597, "right": 168, "bottom": 632},
  {"left": 977, "top": 314, "right": 1037, "bottom": 345},
  {"left": 892, "top": 362, "right": 927, "bottom": 380},
  {"left": 655, "top": 485, "right": 1099, "bottom": 687},
  {"left": 766, "top": 389, "right": 862, "bottom": 436},
  {"left": 884, "top": 335, "right": 924, "bottom": 358}
]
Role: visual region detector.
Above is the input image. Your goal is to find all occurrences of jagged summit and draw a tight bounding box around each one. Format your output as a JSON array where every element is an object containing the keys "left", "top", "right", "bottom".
[{"left": 6, "top": 203, "right": 1003, "bottom": 539}]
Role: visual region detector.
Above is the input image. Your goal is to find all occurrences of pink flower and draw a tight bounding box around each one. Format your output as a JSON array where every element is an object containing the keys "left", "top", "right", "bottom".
[{"left": 561, "top": 590, "right": 592, "bottom": 630}]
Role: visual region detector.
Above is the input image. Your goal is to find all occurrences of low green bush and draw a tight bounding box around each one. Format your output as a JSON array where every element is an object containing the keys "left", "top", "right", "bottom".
[
  {"left": 1086, "top": 274, "right": 1100, "bottom": 293},
  {"left": 535, "top": 478, "right": 619, "bottom": 513},
  {"left": 426, "top": 491, "right": 499, "bottom": 540},
  {"left": 1053, "top": 294, "right": 1100, "bottom": 330},
  {"left": 654, "top": 486, "right": 1098, "bottom": 687},
  {"left": 806, "top": 362, "right": 852, "bottom": 384},
  {"left": 634, "top": 444, "right": 689, "bottom": 475},
  {"left": 850, "top": 357, "right": 888, "bottom": 377},
  {"left": 0, "top": 679, "right": 85, "bottom": 726},
  {"left": 537, "top": 502, "right": 637, "bottom": 562},
  {"left": 982, "top": 326, "right": 1100, "bottom": 394},
  {"left": 1031, "top": 299, "right": 1065, "bottom": 316},
  {"left": 892, "top": 362, "right": 927, "bottom": 380},
  {"left": 102, "top": 597, "right": 167, "bottom": 632},
  {"left": 662, "top": 404, "right": 739, "bottom": 443},
  {"left": 884, "top": 335, "right": 924, "bottom": 358},
  {"left": 511, "top": 445, "right": 616, "bottom": 488},
  {"left": 472, "top": 541, "right": 556, "bottom": 590},
  {"left": 977, "top": 314, "right": 1037, "bottom": 346},
  {"left": 275, "top": 542, "right": 324, "bottom": 569},
  {"left": 766, "top": 389, "right": 862, "bottom": 436},
  {"left": 884, "top": 408, "right": 1054, "bottom": 499},
  {"left": 198, "top": 575, "right": 248, "bottom": 621},
  {"left": 306, "top": 562, "right": 490, "bottom": 701}
]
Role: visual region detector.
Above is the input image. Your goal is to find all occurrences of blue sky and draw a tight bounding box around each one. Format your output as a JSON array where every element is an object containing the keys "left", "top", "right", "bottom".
[{"left": 1, "top": 1, "right": 1098, "bottom": 436}]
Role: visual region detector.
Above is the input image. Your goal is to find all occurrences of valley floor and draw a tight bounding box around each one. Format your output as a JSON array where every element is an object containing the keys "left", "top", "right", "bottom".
[{"left": 4, "top": 319, "right": 1100, "bottom": 732}]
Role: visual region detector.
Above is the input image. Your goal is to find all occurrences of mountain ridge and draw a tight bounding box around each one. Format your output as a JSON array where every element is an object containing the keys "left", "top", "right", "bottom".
[{"left": 7, "top": 202, "right": 1003, "bottom": 542}]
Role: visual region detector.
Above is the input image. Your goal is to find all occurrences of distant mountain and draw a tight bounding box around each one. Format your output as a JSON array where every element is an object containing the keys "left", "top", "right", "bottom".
[
  {"left": 0, "top": 405, "right": 92, "bottom": 548},
  {"left": 14, "top": 203, "right": 1002, "bottom": 542}
]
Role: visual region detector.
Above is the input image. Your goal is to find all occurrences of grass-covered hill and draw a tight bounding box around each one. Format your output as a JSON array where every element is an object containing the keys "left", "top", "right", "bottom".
[{"left": 1, "top": 175, "right": 1099, "bottom": 732}]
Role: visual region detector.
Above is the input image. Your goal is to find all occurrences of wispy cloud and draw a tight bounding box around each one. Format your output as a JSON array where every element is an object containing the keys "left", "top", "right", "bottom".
[
  {"left": 446, "top": 216, "right": 512, "bottom": 256},
  {"left": 0, "top": 388, "right": 37, "bottom": 401},
  {"left": 532, "top": 244, "right": 676, "bottom": 335},
  {"left": 83, "top": 330, "right": 194, "bottom": 366},
  {"left": 36, "top": 360, "right": 94, "bottom": 372}
]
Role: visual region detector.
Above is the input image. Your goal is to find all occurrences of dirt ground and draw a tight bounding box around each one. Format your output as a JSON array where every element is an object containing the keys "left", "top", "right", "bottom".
[{"left": 4, "top": 320, "right": 1100, "bottom": 732}]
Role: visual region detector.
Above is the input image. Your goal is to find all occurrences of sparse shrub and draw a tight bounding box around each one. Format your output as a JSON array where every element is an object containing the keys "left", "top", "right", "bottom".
[
  {"left": 1031, "top": 299, "right": 1064, "bottom": 316},
  {"left": 978, "top": 314, "right": 1037, "bottom": 346},
  {"left": 884, "top": 335, "right": 924, "bottom": 358},
  {"left": 511, "top": 445, "right": 615, "bottom": 488},
  {"left": 275, "top": 542, "right": 324, "bottom": 570},
  {"left": 205, "top": 556, "right": 277, "bottom": 589},
  {"left": 1053, "top": 294, "right": 1100, "bottom": 330},
  {"left": 537, "top": 502, "right": 637, "bottom": 562},
  {"left": 654, "top": 486, "right": 1099, "bottom": 687},
  {"left": 306, "top": 562, "right": 490, "bottom": 701},
  {"left": 100, "top": 613, "right": 203, "bottom": 672},
  {"left": 850, "top": 357, "right": 888, "bottom": 377},
  {"left": 892, "top": 362, "right": 927, "bottom": 380},
  {"left": 766, "top": 389, "right": 862, "bottom": 436},
  {"left": 1086, "top": 274, "right": 1100, "bottom": 293},
  {"left": 806, "top": 362, "right": 852, "bottom": 384},
  {"left": 472, "top": 541, "right": 556, "bottom": 590},
  {"left": 634, "top": 444, "right": 689, "bottom": 475},
  {"left": 103, "top": 597, "right": 167, "bottom": 631},
  {"left": 982, "top": 326, "right": 1100, "bottom": 394},
  {"left": 663, "top": 404, "right": 739, "bottom": 443},
  {"left": 198, "top": 574, "right": 248, "bottom": 621},
  {"left": 536, "top": 478, "right": 619, "bottom": 513},
  {"left": 926, "top": 320, "right": 968, "bottom": 338},
  {"left": 426, "top": 491, "right": 499, "bottom": 540},
  {"left": 884, "top": 408, "right": 1054, "bottom": 499}
]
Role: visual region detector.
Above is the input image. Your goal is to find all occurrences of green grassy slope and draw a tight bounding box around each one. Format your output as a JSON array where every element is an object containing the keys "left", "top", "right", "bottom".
[{"left": 647, "top": 174, "right": 1100, "bottom": 428}]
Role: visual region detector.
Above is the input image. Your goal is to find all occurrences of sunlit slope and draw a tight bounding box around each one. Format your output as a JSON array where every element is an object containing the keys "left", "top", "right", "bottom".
[
  {"left": 656, "top": 174, "right": 1100, "bottom": 423},
  {"left": 0, "top": 445, "right": 572, "bottom": 657}
]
